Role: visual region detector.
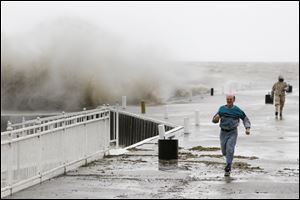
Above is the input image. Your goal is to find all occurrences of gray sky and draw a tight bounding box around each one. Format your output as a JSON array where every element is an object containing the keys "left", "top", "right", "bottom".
[{"left": 1, "top": 1, "right": 299, "bottom": 62}]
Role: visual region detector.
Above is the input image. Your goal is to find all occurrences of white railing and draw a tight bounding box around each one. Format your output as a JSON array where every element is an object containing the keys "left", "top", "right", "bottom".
[
  {"left": 1, "top": 108, "right": 111, "bottom": 198},
  {"left": 1, "top": 107, "right": 183, "bottom": 198},
  {"left": 1, "top": 108, "right": 110, "bottom": 140},
  {"left": 9, "top": 107, "right": 107, "bottom": 130}
]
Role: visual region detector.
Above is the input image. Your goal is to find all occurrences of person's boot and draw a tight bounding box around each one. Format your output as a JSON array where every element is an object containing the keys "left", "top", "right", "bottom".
[
  {"left": 224, "top": 164, "right": 231, "bottom": 176},
  {"left": 275, "top": 112, "right": 278, "bottom": 119},
  {"left": 279, "top": 105, "right": 284, "bottom": 119}
]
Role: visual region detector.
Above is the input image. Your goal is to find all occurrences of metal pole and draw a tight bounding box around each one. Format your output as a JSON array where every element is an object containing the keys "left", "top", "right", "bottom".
[
  {"left": 122, "top": 96, "right": 127, "bottom": 109},
  {"left": 184, "top": 117, "right": 190, "bottom": 134},
  {"left": 141, "top": 100, "right": 146, "bottom": 114},
  {"left": 189, "top": 90, "right": 192, "bottom": 102},
  {"left": 83, "top": 108, "right": 87, "bottom": 121},
  {"left": 195, "top": 110, "right": 200, "bottom": 126},
  {"left": 22, "top": 117, "right": 26, "bottom": 136},
  {"left": 7, "top": 121, "right": 13, "bottom": 131},
  {"left": 116, "top": 103, "right": 119, "bottom": 148},
  {"left": 158, "top": 124, "right": 165, "bottom": 139},
  {"left": 35, "top": 117, "right": 41, "bottom": 133},
  {"left": 6, "top": 121, "right": 13, "bottom": 195},
  {"left": 35, "top": 117, "right": 42, "bottom": 181},
  {"left": 164, "top": 105, "right": 168, "bottom": 119}
]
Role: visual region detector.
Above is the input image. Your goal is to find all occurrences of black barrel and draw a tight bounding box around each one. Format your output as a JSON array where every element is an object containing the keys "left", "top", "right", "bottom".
[
  {"left": 265, "top": 94, "right": 273, "bottom": 104},
  {"left": 158, "top": 139, "right": 178, "bottom": 160},
  {"left": 287, "top": 85, "right": 293, "bottom": 93},
  {"left": 210, "top": 88, "right": 214, "bottom": 96}
]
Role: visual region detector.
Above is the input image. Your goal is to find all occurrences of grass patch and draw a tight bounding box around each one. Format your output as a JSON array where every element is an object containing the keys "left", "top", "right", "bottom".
[
  {"left": 189, "top": 146, "right": 221, "bottom": 151},
  {"left": 104, "top": 155, "right": 117, "bottom": 158},
  {"left": 233, "top": 162, "right": 263, "bottom": 171},
  {"left": 234, "top": 155, "right": 259, "bottom": 160},
  {"left": 199, "top": 154, "right": 223, "bottom": 158},
  {"left": 128, "top": 147, "right": 153, "bottom": 151},
  {"left": 179, "top": 152, "right": 198, "bottom": 159},
  {"left": 179, "top": 160, "right": 263, "bottom": 172},
  {"left": 104, "top": 154, "right": 124, "bottom": 158},
  {"left": 189, "top": 154, "right": 259, "bottom": 160}
]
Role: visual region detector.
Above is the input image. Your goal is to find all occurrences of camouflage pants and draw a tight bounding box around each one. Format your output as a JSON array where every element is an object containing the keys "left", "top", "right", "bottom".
[{"left": 274, "top": 95, "right": 285, "bottom": 114}]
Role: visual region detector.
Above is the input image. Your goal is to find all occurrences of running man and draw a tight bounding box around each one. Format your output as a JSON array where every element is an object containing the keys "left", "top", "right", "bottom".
[{"left": 212, "top": 95, "right": 251, "bottom": 176}]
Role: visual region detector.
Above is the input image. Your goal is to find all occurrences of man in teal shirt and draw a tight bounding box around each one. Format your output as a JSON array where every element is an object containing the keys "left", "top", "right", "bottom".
[{"left": 212, "top": 95, "right": 251, "bottom": 176}]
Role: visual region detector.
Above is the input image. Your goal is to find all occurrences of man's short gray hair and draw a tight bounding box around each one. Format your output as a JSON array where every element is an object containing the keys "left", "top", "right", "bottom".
[{"left": 226, "top": 94, "right": 236, "bottom": 100}]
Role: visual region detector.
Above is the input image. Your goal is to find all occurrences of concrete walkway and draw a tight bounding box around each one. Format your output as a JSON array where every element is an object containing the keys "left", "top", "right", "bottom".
[{"left": 6, "top": 91, "right": 299, "bottom": 199}]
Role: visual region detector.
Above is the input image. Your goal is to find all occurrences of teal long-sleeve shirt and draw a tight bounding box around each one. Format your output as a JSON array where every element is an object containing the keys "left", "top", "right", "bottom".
[{"left": 213, "top": 105, "right": 251, "bottom": 130}]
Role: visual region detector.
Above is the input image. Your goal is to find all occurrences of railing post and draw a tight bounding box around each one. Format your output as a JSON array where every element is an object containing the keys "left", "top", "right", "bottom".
[
  {"left": 83, "top": 108, "right": 88, "bottom": 159},
  {"left": 35, "top": 117, "right": 41, "bottom": 133},
  {"left": 7, "top": 121, "right": 13, "bottom": 132},
  {"left": 113, "top": 107, "right": 116, "bottom": 145},
  {"left": 184, "top": 117, "right": 190, "bottom": 134},
  {"left": 17, "top": 117, "right": 24, "bottom": 182},
  {"left": 164, "top": 105, "right": 168, "bottom": 119},
  {"left": 6, "top": 121, "right": 13, "bottom": 194},
  {"left": 195, "top": 110, "right": 200, "bottom": 126},
  {"left": 22, "top": 117, "right": 26, "bottom": 137},
  {"left": 35, "top": 117, "right": 42, "bottom": 181},
  {"left": 210, "top": 88, "right": 214, "bottom": 96},
  {"left": 62, "top": 111, "right": 66, "bottom": 126},
  {"left": 141, "top": 100, "right": 146, "bottom": 114},
  {"left": 83, "top": 108, "right": 87, "bottom": 121},
  {"left": 158, "top": 124, "right": 165, "bottom": 139},
  {"left": 61, "top": 111, "right": 67, "bottom": 166},
  {"left": 22, "top": 116, "right": 26, "bottom": 125},
  {"left": 105, "top": 110, "right": 110, "bottom": 151},
  {"left": 189, "top": 90, "right": 192, "bottom": 102},
  {"left": 7, "top": 121, "right": 13, "bottom": 131},
  {"left": 116, "top": 103, "right": 119, "bottom": 148},
  {"left": 122, "top": 96, "right": 127, "bottom": 110},
  {"left": 59, "top": 115, "right": 65, "bottom": 172},
  {"left": 16, "top": 139, "right": 20, "bottom": 184}
]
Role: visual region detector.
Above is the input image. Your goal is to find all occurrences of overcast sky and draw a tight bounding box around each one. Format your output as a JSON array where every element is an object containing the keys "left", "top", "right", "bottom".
[{"left": 1, "top": 1, "right": 299, "bottom": 62}]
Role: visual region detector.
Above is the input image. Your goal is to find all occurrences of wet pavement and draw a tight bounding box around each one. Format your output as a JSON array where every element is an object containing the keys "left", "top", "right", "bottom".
[{"left": 6, "top": 87, "right": 299, "bottom": 199}]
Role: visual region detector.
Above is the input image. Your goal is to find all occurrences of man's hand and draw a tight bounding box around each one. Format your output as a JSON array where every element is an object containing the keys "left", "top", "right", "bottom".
[
  {"left": 245, "top": 128, "right": 250, "bottom": 135},
  {"left": 212, "top": 114, "right": 220, "bottom": 123},
  {"left": 271, "top": 91, "right": 274, "bottom": 99}
]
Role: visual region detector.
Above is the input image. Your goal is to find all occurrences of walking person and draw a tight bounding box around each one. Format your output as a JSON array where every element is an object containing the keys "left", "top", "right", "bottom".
[
  {"left": 271, "top": 75, "right": 288, "bottom": 119},
  {"left": 212, "top": 95, "right": 251, "bottom": 176}
]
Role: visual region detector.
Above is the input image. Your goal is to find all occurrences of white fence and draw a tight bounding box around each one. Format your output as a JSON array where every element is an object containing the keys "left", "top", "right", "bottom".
[
  {"left": 9, "top": 108, "right": 96, "bottom": 131},
  {"left": 1, "top": 107, "right": 183, "bottom": 198},
  {"left": 1, "top": 108, "right": 111, "bottom": 198}
]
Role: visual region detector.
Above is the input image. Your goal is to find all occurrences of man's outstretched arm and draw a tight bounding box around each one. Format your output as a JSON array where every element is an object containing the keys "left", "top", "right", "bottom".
[{"left": 243, "top": 116, "right": 251, "bottom": 135}]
